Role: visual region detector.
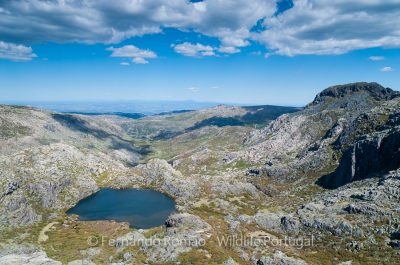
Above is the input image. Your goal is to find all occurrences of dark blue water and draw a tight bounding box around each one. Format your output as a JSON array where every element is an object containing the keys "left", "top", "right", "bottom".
[{"left": 66, "top": 188, "right": 176, "bottom": 229}]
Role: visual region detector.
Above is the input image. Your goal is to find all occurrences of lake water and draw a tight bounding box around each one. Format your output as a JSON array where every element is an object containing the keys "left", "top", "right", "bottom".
[{"left": 66, "top": 188, "right": 176, "bottom": 229}]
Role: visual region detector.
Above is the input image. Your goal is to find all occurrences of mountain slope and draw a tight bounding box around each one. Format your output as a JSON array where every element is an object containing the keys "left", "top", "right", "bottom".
[{"left": 1, "top": 83, "right": 400, "bottom": 265}]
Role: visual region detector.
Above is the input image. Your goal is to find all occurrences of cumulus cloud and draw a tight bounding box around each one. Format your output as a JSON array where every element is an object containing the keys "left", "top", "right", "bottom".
[
  {"left": 0, "top": 0, "right": 160, "bottom": 44},
  {"left": 107, "top": 45, "right": 156, "bottom": 64},
  {"left": 0, "top": 41, "right": 36, "bottom": 61},
  {"left": 256, "top": 0, "right": 400, "bottom": 56},
  {"left": 173, "top": 42, "right": 215, "bottom": 57},
  {"left": 132, "top": 57, "right": 149, "bottom": 64},
  {"left": 0, "top": 0, "right": 275, "bottom": 48},
  {"left": 1, "top": 0, "right": 400, "bottom": 58},
  {"left": 120, "top": 62, "right": 130, "bottom": 66},
  {"left": 218, "top": 46, "right": 240, "bottom": 54},
  {"left": 380, "top": 66, "right": 394, "bottom": 72},
  {"left": 369, "top": 56, "right": 385, "bottom": 61},
  {"left": 173, "top": 43, "right": 243, "bottom": 57}
]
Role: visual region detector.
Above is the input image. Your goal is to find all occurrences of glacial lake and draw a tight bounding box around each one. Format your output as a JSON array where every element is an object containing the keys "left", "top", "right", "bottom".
[{"left": 66, "top": 188, "right": 176, "bottom": 229}]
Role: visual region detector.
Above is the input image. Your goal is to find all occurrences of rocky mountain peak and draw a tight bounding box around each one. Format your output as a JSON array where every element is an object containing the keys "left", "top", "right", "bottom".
[{"left": 310, "top": 82, "right": 399, "bottom": 106}]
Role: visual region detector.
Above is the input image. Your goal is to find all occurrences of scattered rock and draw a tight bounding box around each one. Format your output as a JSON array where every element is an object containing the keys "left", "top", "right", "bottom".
[
  {"left": 0, "top": 251, "right": 61, "bottom": 265},
  {"left": 224, "top": 257, "right": 240, "bottom": 265},
  {"left": 257, "top": 251, "right": 308, "bottom": 265}
]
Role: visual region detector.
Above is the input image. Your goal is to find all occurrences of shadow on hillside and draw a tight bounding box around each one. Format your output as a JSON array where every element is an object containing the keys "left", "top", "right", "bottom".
[
  {"left": 185, "top": 105, "right": 301, "bottom": 132},
  {"left": 52, "top": 113, "right": 153, "bottom": 157},
  {"left": 186, "top": 117, "right": 244, "bottom": 131},
  {"left": 52, "top": 114, "right": 111, "bottom": 139},
  {"left": 152, "top": 130, "right": 182, "bottom": 140}
]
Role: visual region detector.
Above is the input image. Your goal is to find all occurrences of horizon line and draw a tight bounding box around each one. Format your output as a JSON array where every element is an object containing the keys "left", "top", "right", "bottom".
[{"left": 0, "top": 99, "right": 305, "bottom": 108}]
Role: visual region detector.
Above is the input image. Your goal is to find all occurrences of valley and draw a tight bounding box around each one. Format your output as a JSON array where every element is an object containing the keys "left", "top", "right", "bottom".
[{"left": 1, "top": 82, "right": 400, "bottom": 265}]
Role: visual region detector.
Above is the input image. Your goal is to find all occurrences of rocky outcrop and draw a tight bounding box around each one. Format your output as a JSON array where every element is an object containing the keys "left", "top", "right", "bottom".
[
  {"left": 318, "top": 126, "right": 400, "bottom": 189},
  {"left": 146, "top": 213, "right": 211, "bottom": 262},
  {"left": 165, "top": 213, "right": 212, "bottom": 233},
  {"left": 113, "top": 158, "right": 201, "bottom": 203},
  {"left": 0, "top": 251, "right": 61, "bottom": 265},
  {"left": 253, "top": 211, "right": 300, "bottom": 233},
  {"left": 310, "top": 82, "right": 399, "bottom": 106},
  {"left": 0, "top": 143, "right": 125, "bottom": 228},
  {"left": 224, "top": 257, "right": 240, "bottom": 265}
]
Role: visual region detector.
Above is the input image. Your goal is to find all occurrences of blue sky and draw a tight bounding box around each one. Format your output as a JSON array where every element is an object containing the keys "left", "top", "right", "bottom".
[{"left": 0, "top": 0, "right": 399, "bottom": 106}]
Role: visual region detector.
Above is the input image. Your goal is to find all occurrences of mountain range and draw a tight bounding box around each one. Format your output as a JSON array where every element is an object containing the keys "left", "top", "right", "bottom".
[{"left": 0, "top": 82, "right": 400, "bottom": 265}]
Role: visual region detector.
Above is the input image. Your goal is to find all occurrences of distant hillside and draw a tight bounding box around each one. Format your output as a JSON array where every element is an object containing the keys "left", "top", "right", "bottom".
[
  {"left": 3, "top": 100, "right": 222, "bottom": 115},
  {"left": 65, "top": 112, "right": 146, "bottom": 119},
  {"left": 186, "top": 105, "right": 300, "bottom": 131}
]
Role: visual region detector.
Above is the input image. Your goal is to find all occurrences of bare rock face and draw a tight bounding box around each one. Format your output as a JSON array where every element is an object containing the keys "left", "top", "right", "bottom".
[
  {"left": 252, "top": 211, "right": 300, "bottom": 233},
  {"left": 0, "top": 196, "right": 40, "bottom": 227},
  {"left": 143, "top": 213, "right": 212, "bottom": 262},
  {"left": 165, "top": 213, "right": 212, "bottom": 232},
  {"left": 0, "top": 251, "right": 61, "bottom": 265},
  {"left": 0, "top": 143, "right": 126, "bottom": 228},
  {"left": 294, "top": 169, "right": 400, "bottom": 243},
  {"left": 112, "top": 214, "right": 212, "bottom": 263},
  {"left": 319, "top": 123, "right": 400, "bottom": 189},
  {"left": 135, "top": 158, "right": 201, "bottom": 202},
  {"left": 254, "top": 211, "right": 282, "bottom": 232}
]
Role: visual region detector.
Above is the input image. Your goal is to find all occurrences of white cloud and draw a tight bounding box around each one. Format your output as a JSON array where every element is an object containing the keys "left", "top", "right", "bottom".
[
  {"left": 132, "top": 57, "right": 149, "bottom": 64},
  {"left": 0, "top": 0, "right": 275, "bottom": 50},
  {"left": 369, "top": 56, "right": 384, "bottom": 61},
  {"left": 173, "top": 42, "right": 215, "bottom": 57},
  {"left": 380, "top": 66, "right": 394, "bottom": 72},
  {"left": 0, "top": 41, "right": 36, "bottom": 61},
  {"left": 218, "top": 46, "right": 240, "bottom": 54},
  {"left": 120, "top": 62, "right": 130, "bottom": 66},
  {"left": 107, "top": 45, "right": 156, "bottom": 64},
  {"left": 173, "top": 43, "right": 243, "bottom": 57},
  {"left": 256, "top": 0, "right": 400, "bottom": 56},
  {"left": 1, "top": 0, "right": 400, "bottom": 57}
]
